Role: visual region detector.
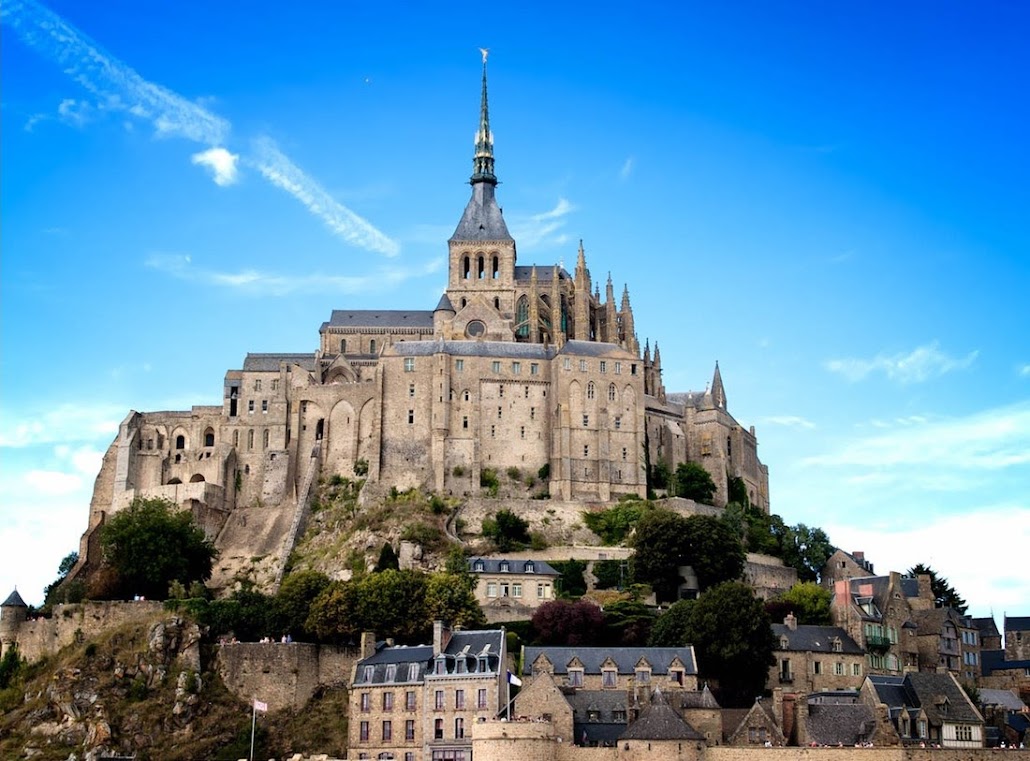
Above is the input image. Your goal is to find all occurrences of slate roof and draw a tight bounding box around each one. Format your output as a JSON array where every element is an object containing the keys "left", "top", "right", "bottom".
[
  {"left": 982, "top": 648, "right": 1030, "bottom": 675},
  {"left": 980, "top": 689, "right": 1027, "bottom": 711},
  {"left": 806, "top": 702, "right": 877, "bottom": 746},
  {"left": 522, "top": 646, "right": 696, "bottom": 677},
  {"left": 1005, "top": 616, "right": 1030, "bottom": 631},
  {"left": 388, "top": 340, "right": 554, "bottom": 359},
  {"left": 772, "top": 624, "right": 864, "bottom": 655},
  {"left": 972, "top": 617, "right": 1001, "bottom": 639},
  {"left": 434, "top": 293, "right": 454, "bottom": 313},
  {"left": 567, "top": 689, "right": 627, "bottom": 745},
  {"left": 557, "top": 340, "right": 632, "bottom": 358},
  {"left": 242, "top": 353, "right": 318, "bottom": 372},
  {"left": 679, "top": 684, "right": 721, "bottom": 710},
  {"left": 354, "top": 628, "right": 505, "bottom": 685},
  {"left": 450, "top": 182, "right": 513, "bottom": 242},
  {"left": 468, "top": 558, "right": 559, "bottom": 576},
  {"left": 513, "top": 265, "right": 572, "bottom": 282},
  {"left": 871, "top": 673, "right": 982, "bottom": 727},
  {"left": 620, "top": 690, "right": 705, "bottom": 741},
  {"left": 2, "top": 589, "right": 27, "bottom": 607},
  {"left": 321, "top": 310, "right": 435, "bottom": 330}
]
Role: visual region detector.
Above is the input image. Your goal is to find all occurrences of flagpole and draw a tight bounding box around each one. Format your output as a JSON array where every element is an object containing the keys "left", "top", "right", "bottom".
[{"left": 250, "top": 701, "right": 257, "bottom": 761}]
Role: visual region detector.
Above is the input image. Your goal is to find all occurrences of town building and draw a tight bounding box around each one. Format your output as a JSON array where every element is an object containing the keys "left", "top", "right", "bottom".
[
  {"left": 769, "top": 613, "right": 865, "bottom": 694},
  {"left": 863, "top": 672, "right": 985, "bottom": 748},
  {"left": 467, "top": 557, "right": 559, "bottom": 623}
]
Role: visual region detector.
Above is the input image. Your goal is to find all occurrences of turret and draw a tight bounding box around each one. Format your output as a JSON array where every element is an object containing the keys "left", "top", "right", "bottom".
[
  {"left": 573, "top": 240, "right": 591, "bottom": 340},
  {"left": 711, "top": 361, "right": 726, "bottom": 410},
  {"left": 620, "top": 285, "right": 638, "bottom": 354},
  {"left": 604, "top": 275, "right": 618, "bottom": 344},
  {"left": 1, "top": 589, "right": 27, "bottom": 658}
]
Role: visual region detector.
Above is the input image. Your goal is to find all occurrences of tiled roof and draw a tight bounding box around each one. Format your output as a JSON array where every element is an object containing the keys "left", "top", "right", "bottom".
[
  {"left": 513, "top": 265, "right": 572, "bottom": 282},
  {"left": 522, "top": 646, "right": 696, "bottom": 677},
  {"left": 1005, "top": 616, "right": 1030, "bottom": 631},
  {"left": 242, "top": 353, "right": 318, "bottom": 372},
  {"left": 979, "top": 689, "right": 1026, "bottom": 711},
  {"left": 450, "top": 182, "right": 513, "bottom": 242},
  {"left": 772, "top": 624, "right": 864, "bottom": 655},
  {"left": 387, "top": 340, "right": 554, "bottom": 359},
  {"left": 876, "top": 672, "right": 983, "bottom": 726},
  {"left": 620, "top": 690, "right": 705, "bottom": 741},
  {"left": 2, "top": 589, "right": 27, "bottom": 607},
  {"left": 468, "top": 557, "right": 559, "bottom": 576},
  {"left": 354, "top": 628, "right": 505, "bottom": 685},
  {"left": 557, "top": 340, "right": 633, "bottom": 358},
  {"left": 434, "top": 293, "right": 455, "bottom": 313},
  {"left": 972, "top": 617, "right": 1001, "bottom": 638},
  {"left": 322, "top": 310, "right": 435, "bottom": 329},
  {"left": 806, "top": 703, "right": 877, "bottom": 746},
  {"left": 679, "top": 684, "right": 721, "bottom": 710}
]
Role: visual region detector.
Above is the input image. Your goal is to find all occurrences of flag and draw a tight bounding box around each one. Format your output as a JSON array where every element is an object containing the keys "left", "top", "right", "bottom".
[
  {"left": 507, "top": 671, "right": 522, "bottom": 687},
  {"left": 253, "top": 698, "right": 268, "bottom": 712}
]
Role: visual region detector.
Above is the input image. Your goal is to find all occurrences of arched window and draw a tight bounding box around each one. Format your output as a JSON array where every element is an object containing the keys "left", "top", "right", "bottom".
[
  {"left": 175, "top": 434, "right": 185, "bottom": 450},
  {"left": 189, "top": 473, "right": 205, "bottom": 483},
  {"left": 515, "top": 295, "right": 530, "bottom": 339},
  {"left": 491, "top": 255, "right": 499, "bottom": 279},
  {"left": 608, "top": 383, "right": 617, "bottom": 402},
  {"left": 340, "top": 338, "right": 347, "bottom": 352},
  {"left": 263, "top": 429, "right": 269, "bottom": 449},
  {"left": 461, "top": 298, "right": 467, "bottom": 308},
  {"left": 248, "top": 430, "right": 254, "bottom": 450},
  {"left": 204, "top": 428, "right": 215, "bottom": 447},
  {"left": 494, "top": 297, "right": 500, "bottom": 310},
  {"left": 477, "top": 255, "right": 485, "bottom": 279},
  {"left": 463, "top": 255, "right": 471, "bottom": 280},
  {"left": 587, "top": 382, "right": 596, "bottom": 400},
  {"left": 369, "top": 339, "right": 377, "bottom": 354}
]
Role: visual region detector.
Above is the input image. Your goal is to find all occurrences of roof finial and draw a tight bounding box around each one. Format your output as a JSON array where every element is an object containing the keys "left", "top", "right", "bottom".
[{"left": 470, "top": 49, "right": 497, "bottom": 186}]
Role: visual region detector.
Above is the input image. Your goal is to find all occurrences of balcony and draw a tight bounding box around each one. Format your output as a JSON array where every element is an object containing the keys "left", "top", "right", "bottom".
[
  {"left": 779, "top": 673, "right": 794, "bottom": 684},
  {"left": 866, "top": 635, "right": 892, "bottom": 652}
]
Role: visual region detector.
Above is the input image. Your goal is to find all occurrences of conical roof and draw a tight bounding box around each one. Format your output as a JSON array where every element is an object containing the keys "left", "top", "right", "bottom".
[
  {"left": 2, "top": 589, "right": 27, "bottom": 607},
  {"left": 620, "top": 688, "right": 705, "bottom": 741}
]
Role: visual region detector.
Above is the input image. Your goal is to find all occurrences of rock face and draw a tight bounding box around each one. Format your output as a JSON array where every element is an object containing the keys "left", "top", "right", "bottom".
[{"left": 9, "top": 615, "right": 204, "bottom": 761}]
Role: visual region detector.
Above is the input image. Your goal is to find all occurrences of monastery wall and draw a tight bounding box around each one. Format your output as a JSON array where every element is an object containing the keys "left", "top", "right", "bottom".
[
  {"left": 7, "top": 601, "right": 166, "bottom": 662},
  {"left": 214, "top": 641, "right": 358, "bottom": 713}
]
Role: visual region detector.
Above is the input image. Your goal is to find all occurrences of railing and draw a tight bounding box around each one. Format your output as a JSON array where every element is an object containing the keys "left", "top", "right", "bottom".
[
  {"left": 866, "top": 634, "right": 892, "bottom": 651},
  {"left": 779, "top": 673, "right": 794, "bottom": 684}
]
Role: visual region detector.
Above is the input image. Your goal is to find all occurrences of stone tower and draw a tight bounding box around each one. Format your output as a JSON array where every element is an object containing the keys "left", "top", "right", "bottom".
[{"left": 0, "top": 589, "right": 27, "bottom": 658}]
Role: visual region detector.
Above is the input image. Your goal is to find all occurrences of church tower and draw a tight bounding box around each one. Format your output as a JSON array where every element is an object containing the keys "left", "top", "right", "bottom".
[{"left": 445, "top": 51, "right": 518, "bottom": 337}]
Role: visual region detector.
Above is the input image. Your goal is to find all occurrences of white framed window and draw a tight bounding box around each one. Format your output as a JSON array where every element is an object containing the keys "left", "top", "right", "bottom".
[
  {"left": 530, "top": 363, "right": 539, "bottom": 375},
  {"left": 404, "top": 358, "right": 415, "bottom": 372},
  {"left": 614, "top": 362, "right": 621, "bottom": 374},
  {"left": 599, "top": 361, "right": 607, "bottom": 373},
  {"left": 512, "top": 361, "right": 521, "bottom": 374},
  {"left": 492, "top": 361, "right": 501, "bottom": 373},
  {"left": 579, "top": 360, "right": 587, "bottom": 371},
  {"left": 563, "top": 358, "right": 571, "bottom": 371},
  {"left": 487, "top": 582, "right": 497, "bottom": 597},
  {"left": 455, "top": 359, "right": 464, "bottom": 372}
]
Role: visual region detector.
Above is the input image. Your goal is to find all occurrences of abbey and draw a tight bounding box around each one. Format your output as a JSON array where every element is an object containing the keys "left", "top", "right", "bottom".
[{"left": 76, "top": 59, "right": 768, "bottom": 583}]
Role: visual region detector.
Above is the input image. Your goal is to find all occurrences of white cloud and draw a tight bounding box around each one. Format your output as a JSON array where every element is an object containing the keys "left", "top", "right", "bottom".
[
  {"left": 1019, "top": 363, "right": 1030, "bottom": 378},
  {"left": 824, "top": 341, "right": 978, "bottom": 384},
  {"left": 760, "top": 415, "right": 816, "bottom": 430},
  {"left": 23, "top": 469, "right": 82, "bottom": 496},
  {"left": 2, "top": 0, "right": 230, "bottom": 144},
  {"left": 191, "top": 147, "right": 239, "bottom": 186},
  {"left": 510, "top": 198, "right": 576, "bottom": 250},
  {"left": 619, "top": 157, "right": 635, "bottom": 180},
  {"left": 57, "top": 97, "right": 91, "bottom": 126},
  {"left": 250, "top": 137, "right": 400, "bottom": 257},
  {"left": 145, "top": 252, "right": 442, "bottom": 296},
  {"left": 0, "top": 403, "right": 124, "bottom": 448},
  {"left": 823, "top": 504, "right": 1030, "bottom": 618}
]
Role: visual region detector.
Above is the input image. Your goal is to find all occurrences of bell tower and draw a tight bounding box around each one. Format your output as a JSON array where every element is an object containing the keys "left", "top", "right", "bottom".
[{"left": 446, "top": 51, "right": 518, "bottom": 335}]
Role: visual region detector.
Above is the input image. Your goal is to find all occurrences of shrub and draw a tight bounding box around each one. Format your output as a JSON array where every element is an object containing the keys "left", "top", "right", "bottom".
[
  {"left": 429, "top": 494, "right": 447, "bottom": 515},
  {"left": 481, "top": 509, "right": 531, "bottom": 552},
  {"left": 354, "top": 459, "right": 369, "bottom": 476},
  {"left": 537, "top": 463, "right": 550, "bottom": 481},
  {"left": 530, "top": 531, "right": 549, "bottom": 551},
  {"left": 506, "top": 466, "right": 521, "bottom": 481},
  {"left": 452, "top": 465, "right": 466, "bottom": 477},
  {"left": 480, "top": 468, "right": 499, "bottom": 496}
]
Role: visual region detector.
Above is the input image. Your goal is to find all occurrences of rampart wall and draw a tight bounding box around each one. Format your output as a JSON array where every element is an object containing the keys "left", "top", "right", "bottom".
[{"left": 8, "top": 601, "right": 165, "bottom": 662}]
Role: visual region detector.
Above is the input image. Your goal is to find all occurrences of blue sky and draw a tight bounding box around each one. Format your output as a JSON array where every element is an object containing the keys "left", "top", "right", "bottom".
[{"left": 2, "top": 1, "right": 1028, "bottom": 620}]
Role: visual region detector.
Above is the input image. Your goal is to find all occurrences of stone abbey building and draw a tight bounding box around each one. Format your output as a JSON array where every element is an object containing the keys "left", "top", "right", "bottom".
[{"left": 74, "top": 58, "right": 769, "bottom": 585}]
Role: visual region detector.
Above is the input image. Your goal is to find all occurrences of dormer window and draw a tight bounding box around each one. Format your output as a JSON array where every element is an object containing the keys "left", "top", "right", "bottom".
[
  {"left": 385, "top": 664, "right": 397, "bottom": 682},
  {"left": 602, "top": 669, "right": 617, "bottom": 688},
  {"left": 435, "top": 657, "right": 447, "bottom": 675},
  {"left": 568, "top": 669, "right": 584, "bottom": 687},
  {"left": 363, "top": 665, "right": 374, "bottom": 682},
  {"left": 831, "top": 638, "right": 843, "bottom": 653},
  {"left": 525, "top": 561, "right": 535, "bottom": 573},
  {"left": 499, "top": 561, "right": 510, "bottom": 573},
  {"left": 473, "top": 559, "right": 485, "bottom": 572},
  {"left": 407, "top": 664, "right": 419, "bottom": 681},
  {"left": 780, "top": 636, "right": 789, "bottom": 650}
]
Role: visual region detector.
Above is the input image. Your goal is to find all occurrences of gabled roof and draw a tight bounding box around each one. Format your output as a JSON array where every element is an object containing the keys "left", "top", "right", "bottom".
[
  {"left": 242, "top": 353, "right": 318, "bottom": 372},
  {"left": 468, "top": 557, "right": 559, "bottom": 576},
  {"left": 522, "top": 646, "right": 696, "bottom": 677},
  {"left": 972, "top": 617, "right": 1001, "bottom": 639},
  {"left": 1005, "top": 616, "right": 1030, "bottom": 631},
  {"left": 806, "top": 703, "right": 877, "bottom": 747},
  {"left": 679, "top": 683, "right": 721, "bottom": 710},
  {"left": 980, "top": 689, "right": 1027, "bottom": 711},
  {"left": 321, "top": 310, "right": 435, "bottom": 330},
  {"left": 620, "top": 690, "right": 705, "bottom": 741},
  {"left": 772, "top": 623, "right": 864, "bottom": 655},
  {"left": 872, "top": 673, "right": 982, "bottom": 727},
  {"left": 2, "top": 589, "right": 27, "bottom": 607}
]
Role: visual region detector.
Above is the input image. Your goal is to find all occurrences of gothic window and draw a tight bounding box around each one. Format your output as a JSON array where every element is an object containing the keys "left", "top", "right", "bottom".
[
  {"left": 175, "top": 434, "right": 186, "bottom": 449},
  {"left": 608, "top": 384, "right": 617, "bottom": 402},
  {"left": 369, "top": 339, "right": 377, "bottom": 354},
  {"left": 477, "top": 255, "right": 485, "bottom": 279},
  {"left": 492, "top": 255, "right": 499, "bottom": 279},
  {"left": 204, "top": 429, "right": 215, "bottom": 446},
  {"left": 587, "top": 382, "right": 595, "bottom": 400},
  {"left": 515, "top": 295, "right": 530, "bottom": 339}
]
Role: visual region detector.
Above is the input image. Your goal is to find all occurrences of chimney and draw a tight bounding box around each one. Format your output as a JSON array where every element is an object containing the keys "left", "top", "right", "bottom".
[
  {"left": 785, "top": 612, "right": 798, "bottom": 631},
  {"left": 360, "top": 631, "right": 377, "bottom": 659},
  {"left": 795, "top": 695, "right": 809, "bottom": 747},
  {"left": 917, "top": 574, "right": 933, "bottom": 604},
  {"left": 433, "top": 620, "right": 452, "bottom": 655},
  {"left": 772, "top": 687, "right": 783, "bottom": 725}
]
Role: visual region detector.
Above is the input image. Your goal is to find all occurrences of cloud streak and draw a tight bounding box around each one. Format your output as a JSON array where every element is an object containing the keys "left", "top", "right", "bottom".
[
  {"left": 3, "top": 0, "right": 399, "bottom": 256},
  {"left": 0, "top": 403, "right": 124, "bottom": 448},
  {"left": 824, "top": 341, "right": 978, "bottom": 384},
  {"left": 250, "top": 138, "right": 400, "bottom": 257},
  {"left": 760, "top": 415, "right": 816, "bottom": 430},
  {"left": 510, "top": 198, "right": 575, "bottom": 249},
  {"left": 145, "top": 252, "right": 441, "bottom": 296}
]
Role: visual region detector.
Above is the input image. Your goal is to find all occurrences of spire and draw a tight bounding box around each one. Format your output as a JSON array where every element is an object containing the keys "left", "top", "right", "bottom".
[
  {"left": 470, "top": 48, "right": 496, "bottom": 186},
  {"left": 712, "top": 360, "right": 726, "bottom": 409}
]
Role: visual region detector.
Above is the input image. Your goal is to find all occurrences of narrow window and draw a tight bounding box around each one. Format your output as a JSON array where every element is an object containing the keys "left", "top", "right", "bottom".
[
  {"left": 359, "top": 721, "right": 369, "bottom": 742},
  {"left": 615, "top": 362, "right": 622, "bottom": 374},
  {"left": 614, "top": 416, "right": 621, "bottom": 430},
  {"left": 492, "top": 361, "right": 501, "bottom": 373},
  {"left": 340, "top": 338, "right": 347, "bottom": 353},
  {"left": 582, "top": 414, "right": 589, "bottom": 426},
  {"left": 580, "top": 360, "right": 587, "bottom": 372},
  {"left": 462, "top": 416, "right": 469, "bottom": 429},
  {"left": 587, "top": 382, "right": 595, "bottom": 400},
  {"left": 262, "top": 399, "right": 268, "bottom": 413},
  {"left": 600, "top": 361, "right": 607, "bottom": 373},
  {"left": 404, "top": 357, "right": 415, "bottom": 372},
  {"left": 455, "top": 359, "right": 464, "bottom": 372},
  {"left": 520, "top": 426, "right": 525, "bottom": 439},
  {"left": 370, "top": 339, "right": 377, "bottom": 354},
  {"left": 248, "top": 400, "right": 255, "bottom": 414},
  {"left": 530, "top": 363, "right": 539, "bottom": 375},
  {"left": 512, "top": 361, "right": 521, "bottom": 374},
  {"left": 254, "top": 379, "right": 262, "bottom": 391},
  {"left": 409, "top": 383, "right": 415, "bottom": 397},
  {"left": 407, "top": 410, "right": 414, "bottom": 425},
  {"left": 263, "top": 430, "right": 269, "bottom": 449},
  {"left": 583, "top": 445, "right": 589, "bottom": 457},
  {"left": 455, "top": 689, "right": 465, "bottom": 709}
]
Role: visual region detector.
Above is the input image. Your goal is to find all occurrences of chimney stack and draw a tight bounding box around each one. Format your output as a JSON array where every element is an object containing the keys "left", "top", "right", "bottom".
[
  {"left": 785, "top": 612, "right": 798, "bottom": 631},
  {"left": 433, "top": 620, "right": 452, "bottom": 655}
]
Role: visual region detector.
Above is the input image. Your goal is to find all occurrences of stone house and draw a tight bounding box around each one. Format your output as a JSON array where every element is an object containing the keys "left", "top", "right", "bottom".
[
  {"left": 769, "top": 613, "right": 865, "bottom": 694},
  {"left": 863, "top": 672, "right": 985, "bottom": 748},
  {"left": 348, "top": 622, "right": 507, "bottom": 761},
  {"left": 1006, "top": 616, "right": 1030, "bottom": 662},
  {"left": 65, "top": 56, "right": 770, "bottom": 593},
  {"left": 467, "top": 557, "right": 559, "bottom": 622},
  {"left": 821, "top": 549, "right": 876, "bottom": 589},
  {"left": 973, "top": 616, "right": 1003, "bottom": 651},
  {"left": 724, "top": 698, "right": 786, "bottom": 746},
  {"left": 910, "top": 607, "right": 981, "bottom": 681}
]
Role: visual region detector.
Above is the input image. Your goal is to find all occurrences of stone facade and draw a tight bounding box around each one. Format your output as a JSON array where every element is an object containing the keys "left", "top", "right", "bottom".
[
  {"left": 769, "top": 615, "right": 866, "bottom": 695},
  {"left": 469, "top": 557, "right": 560, "bottom": 623},
  {"left": 65, "top": 57, "right": 770, "bottom": 593}
]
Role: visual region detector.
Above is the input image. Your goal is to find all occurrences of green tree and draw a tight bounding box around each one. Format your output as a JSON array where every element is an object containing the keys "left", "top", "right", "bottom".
[
  {"left": 779, "top": 523, "right": 834, "bottom": 583},
  {"left": 600, "top": 599, "right": 655, "bottom": 646},
  {"left": 630, "top": 508, "right": 689, "bottom": 603},
  {"left": 374, "top": 542, "right": 400, "bottom": 572},
  {"left": 683, "top": 514, "right": 745, "bottom": 591},
  {"left": 673, "top": 462, "right": 717, "bottom": 503},
  {"left": 426, "top": 572, "right": 486, "bottom": 630},
  {"left": 771, "top": 582, "right": 832, "bottom": 625},
  {"left": 307, "top": 569, "right": 435, "bottom": 644},
  {"left": 98, "top": 497, "right": 216, "bottom": 600},
  {"left": 550, "top": 560, "right": 588, "bottom": 597},
  {"left": 42, "top": 551, "right": 81, "bottom": 607},
  {"left": 273, "top": 570, "right": 332, "bottom": 640},
  {"left": 481, "top": 509, "right": 531, "bottom": 552},
  {"left": 582, "top": 501, "right": 646, "bottom": 544},
  {"left": 727, "top": 476, "right": 750, "bottom": 509},
  {"left": 531, "top": 599, "right": 604, "bottom": 645},
  {"left": 649, "top": 582, "right": 775, "bottom": 707},
  {"left": 650, "top": 459, "right": 672, "bottom": 491},
  {"left": 908, "top": 563, "right": 968, "bottom": 613}
]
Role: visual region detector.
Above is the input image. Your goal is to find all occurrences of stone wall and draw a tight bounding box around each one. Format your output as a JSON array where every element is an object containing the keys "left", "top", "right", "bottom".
[
  {"left": 215, "top": 641, "right": 358, "bottom": 712},
  {"left": 744, "top": 554, "right": 798, "bottom": 600},
  {"left": 10, "top": 600, "right": 166, "bottom": 663}
]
